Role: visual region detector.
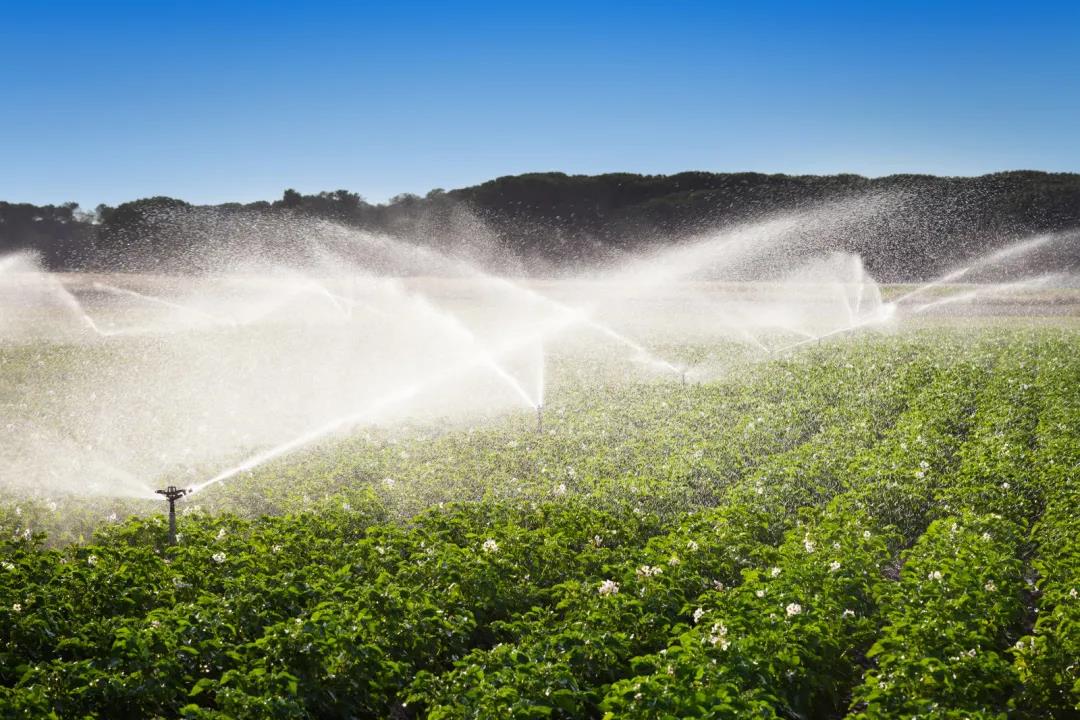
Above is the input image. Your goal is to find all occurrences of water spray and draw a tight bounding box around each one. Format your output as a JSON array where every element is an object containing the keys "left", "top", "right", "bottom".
[
  {"left": 188, "top": 310, "right": 578, "bottom": 494},
  {"left": 93, "top": 282, "right": 236, "bottom": 328},
  {"left": 770, "top": 309, "right": 893, "bottom": 355},
  {"left": 155, "top": 486, "right": 188, "bottom": 545},
  {"left": 890, "top": 231, "right": 1068, "bottom": 309}
]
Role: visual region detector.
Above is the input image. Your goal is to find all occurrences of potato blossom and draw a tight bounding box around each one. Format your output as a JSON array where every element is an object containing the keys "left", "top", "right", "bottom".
[{"left": 598, "top": 579, "right": 620, "bottom": 596}]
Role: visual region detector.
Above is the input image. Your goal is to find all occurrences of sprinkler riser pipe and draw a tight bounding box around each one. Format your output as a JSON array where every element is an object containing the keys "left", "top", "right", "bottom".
[
  {"left": 168, "top": 500, "right": 177, "bottom": 544},
  {"left": 155, "top": 486, "right": 188, "bottom": 546}
]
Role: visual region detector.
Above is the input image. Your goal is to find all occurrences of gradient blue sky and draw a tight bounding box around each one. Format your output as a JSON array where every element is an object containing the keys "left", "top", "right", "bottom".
[{"left": 2, "top": 0, "right": 1078, "bottom": 209}]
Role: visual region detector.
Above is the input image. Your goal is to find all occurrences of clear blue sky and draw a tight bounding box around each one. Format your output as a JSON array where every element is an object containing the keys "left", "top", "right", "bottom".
[{"left": 2, "top": 0, "right": 1078, "bottom": 209}]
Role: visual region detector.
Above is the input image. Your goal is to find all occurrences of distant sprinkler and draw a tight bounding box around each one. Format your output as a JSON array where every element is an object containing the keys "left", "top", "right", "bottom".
[
  {"left": 680, "top": 368, "right": 687, "bottom": 386},
  {"left": 155, "top": 486, "right": 189, "bottom": 546},
  {"left": 536, "top": 404, "right": 544, "bottom": 434}
]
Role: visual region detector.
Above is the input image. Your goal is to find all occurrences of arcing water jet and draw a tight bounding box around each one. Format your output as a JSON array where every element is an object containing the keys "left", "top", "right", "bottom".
[
  {"left": 93, "top": 281, "right": 238, "bottom": 328},
  {"left": 910, "top": 273, "right": 1063, "bottom": 314},
  {"left": 891, "top": 231, "right": 1073, "bottom": 310},
  {"left": 188, "top": 308, "right": 581, "bottom": 495}
]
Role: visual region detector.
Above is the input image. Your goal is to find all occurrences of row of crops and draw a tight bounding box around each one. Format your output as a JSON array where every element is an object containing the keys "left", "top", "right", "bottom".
[{"left": 1, "top": 328, "right": 1078, "bottom": 718}]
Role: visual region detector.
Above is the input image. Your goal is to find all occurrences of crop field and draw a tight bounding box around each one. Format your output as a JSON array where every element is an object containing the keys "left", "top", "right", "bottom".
[
  {"left": 2, "top": 307, "right": 1079, "bottom": 718},
  {"left": 7, "top": 0, "right": 1080, "bottom": 715},
  {"left": 7, "top": 2, "right": 1080, "bottom": 717}
]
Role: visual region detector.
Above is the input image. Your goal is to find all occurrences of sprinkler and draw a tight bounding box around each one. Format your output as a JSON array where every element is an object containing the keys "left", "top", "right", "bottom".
[
  {"left": 155, "top": 486, "right": 188, "bottom": 545},
  {"left": 536, "top": 404, "right": 544, "bottom": 434}
]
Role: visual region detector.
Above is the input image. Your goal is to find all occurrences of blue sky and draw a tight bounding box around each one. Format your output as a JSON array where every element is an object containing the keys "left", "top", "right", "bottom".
[{"left": 2, "top": 0, "right": 1078, "bottom": 208}]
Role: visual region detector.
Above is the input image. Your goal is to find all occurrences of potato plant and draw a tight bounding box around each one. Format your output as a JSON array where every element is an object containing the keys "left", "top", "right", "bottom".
[{"left": 1, "top": 328, "right": 1078, "bottom": 718}]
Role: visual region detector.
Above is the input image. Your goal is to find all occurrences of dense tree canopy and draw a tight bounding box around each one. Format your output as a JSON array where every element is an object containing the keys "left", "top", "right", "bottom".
[{"left": 2, "top": 171, "right": 1079, "bottom": 280}]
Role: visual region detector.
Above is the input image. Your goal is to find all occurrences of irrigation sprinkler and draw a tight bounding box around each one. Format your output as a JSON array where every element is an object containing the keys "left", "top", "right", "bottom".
[
  {"left": 536, "top": 404, "right": 544, "bottom": 434},
  {"left": 155, "top": 486, "right": 188, "bottom": 545}
]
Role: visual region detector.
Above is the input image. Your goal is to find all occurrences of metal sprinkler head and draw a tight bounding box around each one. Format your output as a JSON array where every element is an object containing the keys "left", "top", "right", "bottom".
[
  {"left": 155, "top": 486, "right": 189, "bottom": 546},
  {"left": 156, "top": 486, "right": 188, "bottom": 503},
  {"left": 536, "top": 403, "right": 544, "bottom": 434}
]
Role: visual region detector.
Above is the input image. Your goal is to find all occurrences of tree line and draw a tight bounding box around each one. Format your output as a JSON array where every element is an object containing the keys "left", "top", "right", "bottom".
[{"left": 2, "top": 170, "right": 1079, "bottom": 280}]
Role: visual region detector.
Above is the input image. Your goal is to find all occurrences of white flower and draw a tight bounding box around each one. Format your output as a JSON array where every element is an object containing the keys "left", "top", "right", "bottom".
[
  {"left": 598, "top": 579, "right": 620, "bottom": 596},
  {"left": 755, "top": 589, "right": 766, "bottom": 598},
  {"left": 1001, "top": 482, "right": 1010, "bottom": 490},
  {"left": 803, "top": 537, "right": 816, "bottom": 554},
  {"left": 12, "top": 603, "right": 21, "bottom": 613},
  {"left": 216, "top": 528, "right": 227, "bottom": 541},
  {"left": 175, "top": 533, "right": 184, "bottom": 543},
  {"left": 107, "top": 513, "right": 118, "bottom": 523},
  {"left": 863, "top": 530, "right": 871, "bottom": 539},
  {"left": 928, "top": 570, "right": 943, "bottom": 582},
  {"left": 693, "top": 607, "right": 705, "bottom": 624},
  {"left": 829, "top": 560, "right": 841, "bottom": 573},
  {"left": 172, "top": 576, "right": 189, "bottom": 589},
  {"left": 87, "top": 554, "right": 99, "bottom": 567},
  {"left": 686, "top": 540, "right": 699, "bottom": 552},
  {"left": 554, "top": 483, "right": 567, "bottom": 495},
  {"left": 149, "top": 619, "right": 161, "bottom": 629},
  {"left": 708, "top": 622, "right": 729, "bottom": 649},
  {"left": 482, "top": 539, "right": 499, "bottom": 554},
  {"left": 770, "top": 567, "right": 781, "bottom": 578},
  {"left": 712, "top": 579, "right": 726, "bottom": 591},
  {"left": 981, "top": 532, "right": 992, "bottom": 542},
  {"left": 636, "top": 565, "right": 663, "bottom": 578},
  {"left": 668, "top": 555, "right": 681, "bottom": 566},
  {"left": 271, "top": 544, "right": 283, "bottom": 554},
  {"left": 342, "top": 502, "right": 351, "bottom": 511},
  {"left": 1069, "top": 587, "right": 1077, "bottom": 599},
  {"left": 786, "top": 602, "right": 803, "bottom": 616},
  {"left": 841, "top": 609, "right": 855, "bottom": 618},
  {"left": 1, "top": 561, "right": 14, "bottom": 571},
  {"left": 984, "top": 580, "right": 997, "bottom": 592},
  {"left": 211, "top": 552, "right": 226, "bottom": 564},
  {"left": 593, "top": 535, "right": 603, "bottom": 547}
]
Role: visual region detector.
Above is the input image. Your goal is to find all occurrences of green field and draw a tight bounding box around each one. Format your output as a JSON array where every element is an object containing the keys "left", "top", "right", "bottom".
[{"left": 2, "top": 325, "right": 1080, "bottom": 718}]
